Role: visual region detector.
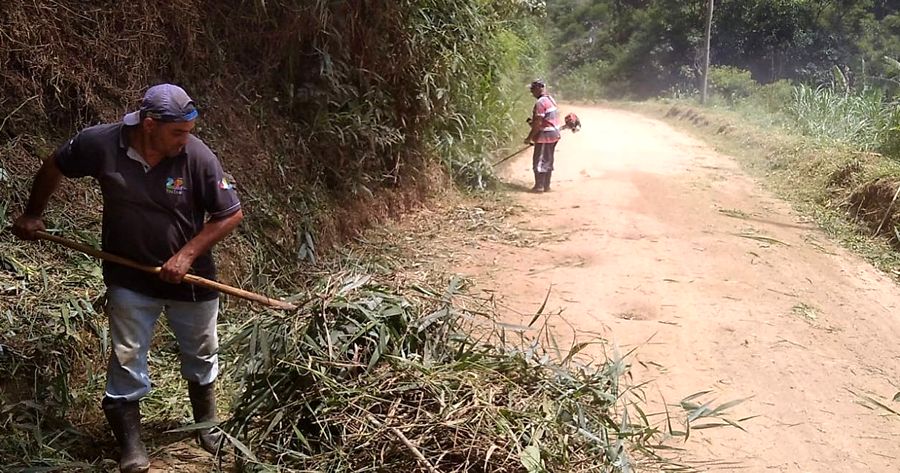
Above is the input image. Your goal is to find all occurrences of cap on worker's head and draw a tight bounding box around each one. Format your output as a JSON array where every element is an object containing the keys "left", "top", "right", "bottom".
[
  {"left": 529, "top": 79, "right": 546, "bottom": 89},
  {"left": 123, "top": 83, "right": 199, "bottom": 126}
]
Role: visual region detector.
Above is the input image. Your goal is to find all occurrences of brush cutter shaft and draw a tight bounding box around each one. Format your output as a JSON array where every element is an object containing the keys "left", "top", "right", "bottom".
[
  {"left": 492, "top": 145, "right": 533, "bottom": 167},
  {"left": 36, "top": 231, "right": 296, "bottom": 310}
]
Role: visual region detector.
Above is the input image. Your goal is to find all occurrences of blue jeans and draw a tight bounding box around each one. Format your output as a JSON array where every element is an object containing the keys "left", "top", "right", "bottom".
[{"left": 104, "top": 285, "right": 219, "bottom": 401}]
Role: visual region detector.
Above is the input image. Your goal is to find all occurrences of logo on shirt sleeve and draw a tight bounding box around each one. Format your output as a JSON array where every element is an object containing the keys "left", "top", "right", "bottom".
[
  {"left": 166, "top": 177, "right": 187, "bottom": 195},
  {"left": 218, "top": 177, "right": 235, "bottom": 190}
]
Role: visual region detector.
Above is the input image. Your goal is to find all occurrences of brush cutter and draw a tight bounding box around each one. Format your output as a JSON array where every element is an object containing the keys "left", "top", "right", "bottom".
[
  {"left": 562, "top": 112, "right": 581, "bottom": 132},
  {"left": 492, "top": 112, "right": 583, "bottom": 167}
]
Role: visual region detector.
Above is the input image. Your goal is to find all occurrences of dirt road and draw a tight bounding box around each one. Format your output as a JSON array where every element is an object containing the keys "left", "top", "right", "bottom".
[{"left": 456, "top": 105, "right": 900, "bottom": 471}]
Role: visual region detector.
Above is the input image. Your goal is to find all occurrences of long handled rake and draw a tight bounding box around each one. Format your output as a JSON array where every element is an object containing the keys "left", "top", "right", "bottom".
[{"left": 36, "top": 230, "right": 297, "bottom": 310}]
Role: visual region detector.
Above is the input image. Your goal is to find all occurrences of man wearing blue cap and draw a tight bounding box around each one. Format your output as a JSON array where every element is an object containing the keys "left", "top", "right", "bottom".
[{"left": 12, "top": 84, "right": 243, "bottom": 472}]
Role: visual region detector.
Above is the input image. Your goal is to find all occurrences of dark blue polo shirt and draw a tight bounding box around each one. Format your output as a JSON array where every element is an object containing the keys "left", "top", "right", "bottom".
[{"left": 54, "top": 123, "right": 241, "bottom": 301}]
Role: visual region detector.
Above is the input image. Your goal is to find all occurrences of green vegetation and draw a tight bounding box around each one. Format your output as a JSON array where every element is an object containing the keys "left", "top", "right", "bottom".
[
  {"left": 547, "top": 1, "right": 900, "bottom": 269},
  {"left": 548, "top": 0, "right": 900, "bottom": 99},
  {"left": 787, "top": 82, "right": 900, "bottom": 156}
]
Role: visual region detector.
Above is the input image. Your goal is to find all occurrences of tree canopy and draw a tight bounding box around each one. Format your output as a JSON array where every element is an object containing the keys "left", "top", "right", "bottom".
[{"left": 548, "top": 0, "right": 900, "bottom": 97}]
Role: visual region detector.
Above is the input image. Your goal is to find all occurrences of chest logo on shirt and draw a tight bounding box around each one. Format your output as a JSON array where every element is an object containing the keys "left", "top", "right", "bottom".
[{"left": 166, "top": 177, "right": 187, "bottom": 195}]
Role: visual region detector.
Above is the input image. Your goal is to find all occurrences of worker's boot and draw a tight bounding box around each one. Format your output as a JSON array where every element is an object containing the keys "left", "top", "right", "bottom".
[
  {"left": 543, "top": 171, "right": 553, "bottom": 192},
  {"left": 532, "top": 172, "right": 544, "bottom": 193},
  {"left": 102, "top": 397, "right": 150, "bottom": 473},
  {"left": 188, "top": 380, "right": 224, "bottom": 454}
]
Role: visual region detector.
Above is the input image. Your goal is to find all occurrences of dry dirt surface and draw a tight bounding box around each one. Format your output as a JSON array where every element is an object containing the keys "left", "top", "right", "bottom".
[{"left": 455, "top": 105, "right": 900, "bottom": 471}]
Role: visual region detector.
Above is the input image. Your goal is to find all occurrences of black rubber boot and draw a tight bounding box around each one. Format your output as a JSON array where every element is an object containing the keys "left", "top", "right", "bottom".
[
  {"left": 543, "top": 171, "right": 552, "bottom": 192},
  {"left": 102, "top": 398, "right": 150, "bottom": 473},
  {"left": 532, "top": 172, "right": 544, "bottom": 193},
  {"left": 188, "top": 380, "right": 224, "bottom": 454}
]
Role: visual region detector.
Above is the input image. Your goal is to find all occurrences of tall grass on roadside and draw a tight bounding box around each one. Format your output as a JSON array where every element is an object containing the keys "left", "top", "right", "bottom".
[
  {"left": 787, "top": 84, "right": 900, "bottom": 157},
  {"left": 216, "top": 0, "right": 546, "bottom": 191}
]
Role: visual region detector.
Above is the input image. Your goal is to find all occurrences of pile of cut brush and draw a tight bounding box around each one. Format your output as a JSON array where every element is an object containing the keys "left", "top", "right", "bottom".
[{"left": 219, "top": 259, "right": 733, "bottom": 472}]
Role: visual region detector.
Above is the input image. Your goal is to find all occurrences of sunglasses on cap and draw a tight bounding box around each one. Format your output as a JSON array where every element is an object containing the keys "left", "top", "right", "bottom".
[{"left": 142, "top": 107, "right": 199, "bottom": 123}]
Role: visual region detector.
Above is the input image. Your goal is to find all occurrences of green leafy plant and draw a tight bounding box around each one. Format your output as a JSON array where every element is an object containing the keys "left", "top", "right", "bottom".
[{"left": 708, "top": 66, "right": 759, "bottom": 104}]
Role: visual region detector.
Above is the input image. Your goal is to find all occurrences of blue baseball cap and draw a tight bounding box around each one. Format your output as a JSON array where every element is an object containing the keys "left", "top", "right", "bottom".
[{"left": 123, "top": 83, "right": 199, "bottom": 125}]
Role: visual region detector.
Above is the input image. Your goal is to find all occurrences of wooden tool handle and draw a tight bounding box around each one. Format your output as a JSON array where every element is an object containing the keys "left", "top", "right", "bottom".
[{"left": 36, "top": 231, "right": 297, "bottom": 310}]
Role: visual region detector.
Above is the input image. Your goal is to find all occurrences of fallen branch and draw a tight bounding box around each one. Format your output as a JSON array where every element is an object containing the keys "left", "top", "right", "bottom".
[{"left": 366, "top": 415, "right": 440, "bottom": 473}]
